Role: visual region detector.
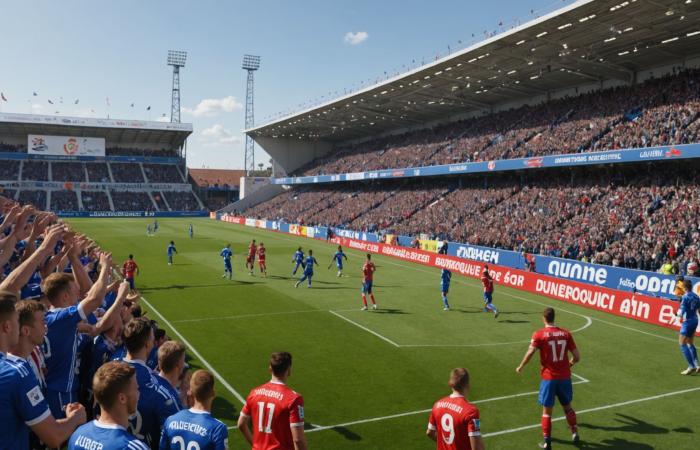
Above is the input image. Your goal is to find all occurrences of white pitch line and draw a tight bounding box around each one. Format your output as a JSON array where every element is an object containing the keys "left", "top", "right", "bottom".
[
  {"left": 139, "top": 295, "right": 247, "bottom": 405},
  {"left": 328, "top": 310, "right": 401, "bottom": 347},
  {"left": 482, "top": 386, "right": 700, "bottom": 438},
  {"left": 172, "top": 309, "right": 323, "bottom": 324},
  {"left": 306, "top": 378, "right": 589, "bottom": 433}
]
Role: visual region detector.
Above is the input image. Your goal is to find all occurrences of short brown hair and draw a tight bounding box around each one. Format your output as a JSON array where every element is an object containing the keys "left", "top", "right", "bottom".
[
  {"left": 448, "top": 367, "right": 470, "bottom": 392},
  {"left": 543, "top": 307, "right": 555, "bottom": 323},
  {"left": 158, "top": 340, "right": 186, "bottom": 374},
  {"left": 93, "top": 361, "right": 135, "bottom": 410},
  {"left": 270, "top": 352, "right": 292, "bottom": 377},
  {"left": 123, "top": 317, "right": 153, "bottom": 354},
  {"left": 189, "top": 369, "right": 215, "bottom": 402},
  {"left": 0, "top": 290, "right": 18, "bottom": 321},
  {"left": 16, "top": 300, "right": 45, "bottom": 328},
  {"left": 42, "top": 273, "right": 73, "bottom": 303}
]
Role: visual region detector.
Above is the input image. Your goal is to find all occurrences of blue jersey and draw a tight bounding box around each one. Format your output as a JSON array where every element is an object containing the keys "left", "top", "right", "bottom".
[
  {"left": 167, "top": 244, "right": 177, "bottom": 256},
  {"left": 189, "top": 225, "right": 193, "bottom": 234},
  {"left": 44, "top": 304, "right": 86, "bottom": 394},
  {"left": 293, "top": 251, "right": 304, "bottom": 263},
  {"left": 304, "top": 256, "right": 318, "bottom": 274},
  {"left": 679, "top": 292, "right": 700, "bottom": 322},
  {"left": 68, "top": 420, "right": 149, "bottom": 450},
  {"left": 91, "top": 335, "right": 121, "bottom": 382},
  {"left": 120, "top": 358, "right": 180, "bottom": 447},
  {"left": 220, "top": 248, "right": 232, "bottom": 262},
  {"left": 155, "top": 374, "right": 185, "bottom": 411},
  {"left": 0, "top": 353, "right": 51, "bottom": 450},
  {"left": 441, "top": 269, "right": 452, "bottom": 286},
  {"left": 154, "top": 221, "right": 159, "bottom": 230},
  {"left": 333, "top": 251, "right": 347, "bottom": 266},
  {"left": 160, "top": 408, "right": 229, "bottom": 450}
]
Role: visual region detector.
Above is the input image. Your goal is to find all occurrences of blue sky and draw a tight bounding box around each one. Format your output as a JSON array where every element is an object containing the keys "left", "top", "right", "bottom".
[{"left": 0, "top": 0, "right": 573, "bottom": 169}]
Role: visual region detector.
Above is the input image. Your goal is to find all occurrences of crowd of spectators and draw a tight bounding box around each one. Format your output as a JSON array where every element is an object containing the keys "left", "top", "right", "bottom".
[
  {"left": 106, "top": 146, "right": 180, "bottom": 158},
  {"left": 0, "top": 142, "right": 25, "bottom": 152},
  {"left": 86, "top": 163, "right": 111, "bottom": 183},
  {"left": 50, "top": 190, "right": 79, "bottom": 211},
  {"left": 52, "top": 162, "right": 86, "bottom": 182},
  {"left": 17, "top": 190, "right": 47, "bottom": 209},
  {"left": 81, "top": 191, "right": 111, "bottom": 211},
  {"left": 21, "top": 161, "right": 48, "bottom": 181},
  {"left": 142, "top": 164, "right": 184, "bottom": 183},
  {"left": 109, "top": 163, "right": 145, "bottom": 183},
  {"left": 165, "top": 191, "right": 202, "bottom": 211},
  {"left": 152, "top": 191, "right": 168, "bottom": 211},
  {"left": 0, "top": 160, "right": 19, "bottom": 180},
  {"left": 0, "top": 197, "right": 240, "bottom": 449},
  {"left": 294, "top": 69, "right": 700, "bottom": 177},
  {"left": 110, "top": 191, "right": 154, "bottom": 211},
  {"left": 247, "top": 161, "right": 700, "bottom": 276}
]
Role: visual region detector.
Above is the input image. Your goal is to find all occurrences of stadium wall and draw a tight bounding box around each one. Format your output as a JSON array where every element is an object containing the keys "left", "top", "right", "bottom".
[
  {"left": 214, "top": 213, "right": 696, "bottom": 335},
  {"left": 58, "top": 211, "right": 208, "bottom": 218},
  {"left": 214, "top": 214, "right": 700, "bottom": 301}
]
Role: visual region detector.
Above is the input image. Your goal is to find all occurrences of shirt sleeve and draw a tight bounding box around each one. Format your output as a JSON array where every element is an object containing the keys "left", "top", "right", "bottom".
[
  {"left": 466, "top": 409, "right": 481, "bottom": 437},
  {"left": 15, "top": 369, "right": 51, "bottom": 426},
  {"left": 213, "top": 422, "right": 230, "bottom": 450},
  {"left": 427, "top": 408, "right": 437, "bottom": 431},
  {"left": 567, "top": 332, "right": 577, "bottom": 351},
  {"left": 530, "top": 331, "right": 541, "bottom": 349},
  {"left": 289, "top": 395, "right": 305, "bottom": 428},
  {"left": 240, "top": 397, "right": 251, "bottom": 417},
  {"left": 159, "top": 424, "right": 171, "bottom": 450}
]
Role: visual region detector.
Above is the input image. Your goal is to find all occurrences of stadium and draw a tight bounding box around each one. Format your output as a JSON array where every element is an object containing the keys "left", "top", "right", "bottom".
[{"left": 2, "top": 0, "right": 700, "bottom": 449}]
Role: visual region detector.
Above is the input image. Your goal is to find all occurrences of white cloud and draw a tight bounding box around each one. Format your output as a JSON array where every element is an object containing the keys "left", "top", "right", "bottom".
[
  {"left": 344, "top": 31, "right": 369, "bottom": 45},
  {"left": 182, "top": 96, "right": 243, "bottom": 117},
  {"left": 200, "top": 124, "right": 241, "bottom": 146}
]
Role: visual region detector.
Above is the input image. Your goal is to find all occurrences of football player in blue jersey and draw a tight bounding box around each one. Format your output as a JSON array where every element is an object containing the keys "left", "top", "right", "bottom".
[
  {"left": 167, "top": 241, "right": 178, "bottom": 266},
  {"left": 160, "top": 370, "right": 229, "bottom": 450},
  {"left": 0, "top": 292, "right": 87, "bottom": 450},
  {"left": 292, "top": 247, "right": 305, "bottom": 275},
  {"left": 68, "top": 361, "right": 149, "bottom": 450},
  {"left": 678, "top": 280, "right": 700, "bottom": 375},
  {"left": 119, "top": 317, "right": 180, "bottom": 447},
  {"left": 220, "top": 244, "right": 233, "bottom": 280},
  {"left": 328, "top": 245, "right": 348, "bottom": 277},
  {"left": 156, "top": 341, "right": 188, "bottom": 411},
  {"left": 440, "top": 269, "right": 452, "bottom": 310},
  {"left": 295, "top": 249, "right": 319, "bottom": 288}
]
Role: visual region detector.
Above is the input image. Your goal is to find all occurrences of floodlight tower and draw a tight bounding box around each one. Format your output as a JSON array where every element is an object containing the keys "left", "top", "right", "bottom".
[
  {"left": 242, "top": 54, "right": 260, "bottom": 175},
  {"left": 167, "top": 50, "right": 187, "bottom": 123}
]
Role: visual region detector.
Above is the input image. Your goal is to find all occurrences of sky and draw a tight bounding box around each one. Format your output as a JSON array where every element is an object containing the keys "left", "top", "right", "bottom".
[{"left": 0, "top": 0, "right": 576, "bottom": 169}]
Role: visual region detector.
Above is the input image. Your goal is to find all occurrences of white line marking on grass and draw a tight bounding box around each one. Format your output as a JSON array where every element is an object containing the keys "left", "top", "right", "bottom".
[
  {"left": 328, "top": 310, "right": 400, "bottom": 347},
  {"left": 482, "top": 386, "right": 700, "bottom": 438},
  {"left": 571, "top": 372, "right": 589, "bottom": 383},
  {"left": 139, "top": 295, "right": 247, "bottom": 405},
  {"left": 306, "top": 378, "right": 589, "bottom": 433},
  {"left": 171, "top": 309, "right": 322, "bottom": 324}
]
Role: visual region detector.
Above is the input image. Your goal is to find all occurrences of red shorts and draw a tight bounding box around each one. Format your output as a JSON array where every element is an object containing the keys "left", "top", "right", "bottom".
[
  {"left": 258, "top": 259, "right": 266, "bottom": 265},
  {"left": 246, "top": 255, "right": 255, "bottom": 263}
]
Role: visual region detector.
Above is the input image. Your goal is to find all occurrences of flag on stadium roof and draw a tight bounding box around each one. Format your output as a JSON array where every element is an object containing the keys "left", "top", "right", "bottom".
[
  {"left": 147, "top": 106, "right": 151, "bottom": 111},
  {"left": 32, "top": 92, "right": 37, "bottom": 96},
  {"left": 0, "top": 93, "right": 6, "bottom": 102},
  {"left": 48, "top": 99, "right": 53, "bottom": 104},
  {"left": 74, "top": 99, "right": 79, "bottom": 104}
]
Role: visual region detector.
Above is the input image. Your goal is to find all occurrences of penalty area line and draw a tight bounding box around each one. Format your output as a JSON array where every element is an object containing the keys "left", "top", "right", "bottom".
[{"left": 328, "top": 310, "right": 401, "bottom": 347}]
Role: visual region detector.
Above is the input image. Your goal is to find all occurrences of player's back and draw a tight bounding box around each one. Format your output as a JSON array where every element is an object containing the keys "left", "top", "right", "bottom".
[
  {"left": 480, "top": 275, "right": 493, "bottom": 292},
  {"left": 68, "top": 420, "right": 149, "bottom": 450},
  {"left": 429, "top": 395, "right": 480, "bottom": 450},
  {"left": 242, "top": 381, "right": 304, "bottom": 450},
  {"left": 531, "top": 326, "right": 576, "bottom": 380},
  {"left": 249, "top": 244, "right": 257, "bottom": 256},
  {"left": 221, "top": 248, "right": 232, "bottom": 259},
  {"left": 362, "top": 262, "right": 375, "bottom": 281},
  {"left": 258, "top": 246, "right": 266, "bottom": 259},
  {"left": 680, "top": 292, "right": 700, "bottom": 320},
  {"left": 161, "top": 408, "right": 228, "bottom": 450}
]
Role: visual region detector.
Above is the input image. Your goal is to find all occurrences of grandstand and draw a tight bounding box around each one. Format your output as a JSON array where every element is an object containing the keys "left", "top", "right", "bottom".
[
  {"left": 0, "top": 112, "right": 206, "bottom": 215},
  {"left": 227, "top": 0, "right": 700, "bottom": 280}
]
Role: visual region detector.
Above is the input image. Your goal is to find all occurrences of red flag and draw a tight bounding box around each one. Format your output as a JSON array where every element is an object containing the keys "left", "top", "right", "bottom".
[{"left": 0, "top": 92, "right": 6, "bottom": 101}]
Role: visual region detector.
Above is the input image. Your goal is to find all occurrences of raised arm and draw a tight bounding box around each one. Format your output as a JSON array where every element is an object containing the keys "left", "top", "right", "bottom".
[
  {"left": 77, "top": 252, "right": 112, "bottom": 317},
  {"left": 0, "top": 224, "right": 64, "bottom": 293}
]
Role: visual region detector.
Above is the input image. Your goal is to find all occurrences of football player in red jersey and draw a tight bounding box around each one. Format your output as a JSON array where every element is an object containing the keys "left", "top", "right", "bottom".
[
  {"left": 361, "top": 253, "right": 377, "bottom": 310},
  {"left": 427, "top": 367, "right": 484, "bottom": 450},
  {"left": 121, "top": 254, "right": 139, "bottom": 291},
  {"left": 246, "top": 240, "right": 257, "bottom": 275},
  {"left": 516, "top": 308, "right": 581, "bottom": 450},
  {"left": 481, "top": 266, "right": 499, "bottom": 318},
  {"left": 257, "top": 242, "right": 267, "bottom": 277},
  {"left": 238, "top": 352, "right": 307, "bottom": 450}
]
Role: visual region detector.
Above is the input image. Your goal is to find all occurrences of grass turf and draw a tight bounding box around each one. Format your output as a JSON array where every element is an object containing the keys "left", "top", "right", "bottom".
[{"left": 66, "top": 217, "right": 700, "bottom": 449}]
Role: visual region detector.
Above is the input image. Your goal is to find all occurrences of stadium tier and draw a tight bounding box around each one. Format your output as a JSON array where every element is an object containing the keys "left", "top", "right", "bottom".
[{"left": 0, "top": 113, "right": 205, "bottom": 214}]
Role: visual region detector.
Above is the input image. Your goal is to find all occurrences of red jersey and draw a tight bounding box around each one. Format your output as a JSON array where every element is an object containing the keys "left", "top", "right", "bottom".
[
  {"left": 257, "top": 246, "right": 266, "bottom": 261},
  {"left": 530, "top": 325, "right": 577, "bottom": 380},
  {"left": 428, "top": 394, "right": 481, "bottom": 450},
  {"left": 241, "top": 381, "right": 305, "bottom": 450},
  {"left": 248, "top": 243, "right": 257, "bottom": 257},
  {"left": 362, "top": 262, "right": 376, "bottom": 282},
  {"left": 122, "top": 260, "right": 138, "bottom": 278},
  {"left": 480, "top": 274, "right": 493, "bottom": 293}
]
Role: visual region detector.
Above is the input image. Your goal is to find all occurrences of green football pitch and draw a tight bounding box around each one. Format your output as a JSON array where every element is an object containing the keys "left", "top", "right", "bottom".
[{"left": 67, "top": 217, "right": 700, "bottom": 449}]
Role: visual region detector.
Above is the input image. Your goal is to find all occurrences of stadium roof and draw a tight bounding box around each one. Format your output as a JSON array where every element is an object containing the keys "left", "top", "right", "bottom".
[
  {"left": 188, "top": 168, "right": 246, "bottom": 188},
  {"left": 247, "top": 0, "right": 700, "bottom": 143},
  {"left": 0, "top": 112, "right": 193, "bottom": 148}
]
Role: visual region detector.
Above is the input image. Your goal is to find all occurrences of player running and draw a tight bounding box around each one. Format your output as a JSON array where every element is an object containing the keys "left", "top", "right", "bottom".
[
  {"left": 516, "top": 307, "right": 581, "bottom": 450},
  {"left": 329, "top": 246, "right": 348, "bottom": 277},
  {"left": 238, "top": 352, "right": 307, "bottom": 450},
  {"left": 258, "top": 242, "right": 268, "bottom": 277},
  {"left": 481, "top": 266, "right": 499, "bottom": 318},
  {"left": 246, "top": 240, "right": 257, "bottom": 275},
  {"left": 427, "top": 367, "right": 484, "bottom": 450},
  {"left": 121, "top": 254, "right": 139, "bottom": 291},
  {"left": 292, "top": 247, "right": 305, "bottom": 275},
  {"left": 167, "top": 241, "right": 177, "bottom": 265},
  {"left": 361, "top": 253, "right": 377, "bottom": 310},
  {"left": 146, "top": 223, "right": 152, "bottom": 236},
  {"left": 440, "top": 269, "right": 451, "bottom": 311},
  {"left": 677, "top": 279, "right": 700, "bottom": 375},
  {"left": 295, "top": 250, "right": 318, "bottom": 288},
  {"left": 188, "top": 223, "right": 193, "bottom": 239},
  {"left": 153, "top": 219, "right": 159, "bottom": 234},
  {"left": 220, "top": 244, "right": 233, "bottom": 280}
]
